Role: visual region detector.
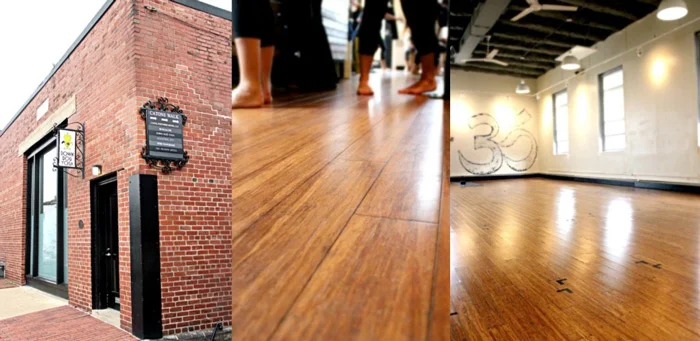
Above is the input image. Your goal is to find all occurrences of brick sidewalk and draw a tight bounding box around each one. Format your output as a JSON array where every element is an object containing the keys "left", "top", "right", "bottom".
[
  {"left": 0, "top": 306, "right": 136, "bottom": 341},
  {"left": 0, "top": 279, "right": 18, "bottom": 290}
]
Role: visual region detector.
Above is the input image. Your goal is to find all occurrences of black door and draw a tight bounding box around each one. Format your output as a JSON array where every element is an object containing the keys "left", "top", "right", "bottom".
[{"left": 92, "top": 176, "right": 120, "bottom": 310}]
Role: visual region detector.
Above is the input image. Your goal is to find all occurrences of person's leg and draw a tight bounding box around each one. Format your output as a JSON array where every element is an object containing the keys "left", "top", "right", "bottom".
[
  {"left": 399, "top": 0, "right": 439, "bottom": 95},
  {"left": 410, "top": 48, "right": 420, "bottom": 74},
  {"left": 232, "top": 39, "right": 263, "bottom": 108},
  {"left": 379, "top": 35, "right": 388, "bottom": 70},
  {"left": 404, "top": 49, "right": 411, "bottom": 73},
  {"left": 356, "top": 1, "right": 387, "bottom": 95},
  {"left": 358, "top": 54, "right": 375, "bottom": 95},
  {"left": 232, "top": 0, "right": 264, "bottom": 108},
  {"left": 260, "top": 0, "right": 275, "bottom": 104}
]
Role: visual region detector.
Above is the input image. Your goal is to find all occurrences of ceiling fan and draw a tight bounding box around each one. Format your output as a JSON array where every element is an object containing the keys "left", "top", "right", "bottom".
[
  {"left": 511, "top": 0, "right": 578, "bottom": 22},
  {"left": 463, "top": 36, "right": 508, "bottom": 67}
]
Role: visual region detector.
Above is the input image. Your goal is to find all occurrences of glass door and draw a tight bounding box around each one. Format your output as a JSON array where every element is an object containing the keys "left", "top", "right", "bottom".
[{"left": 26, "top": 138, "right": 68, "bottom": 296}]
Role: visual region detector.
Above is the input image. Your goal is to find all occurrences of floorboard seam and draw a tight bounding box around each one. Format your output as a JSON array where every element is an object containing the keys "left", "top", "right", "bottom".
[
  {"left": 232, "top": 97, "right": 363, "bottom": 156},
  {"left": 265, "top": 98, "right": 428, "bottom": 340},
  {"left": 426, "top": 108, "right": 448, "bottom": 341},
  {"left": 353, "top": 213, "right": 438, "bottom": 225},
  {"left": 231, "top": 100, "right": 422, "bottom": 247}
]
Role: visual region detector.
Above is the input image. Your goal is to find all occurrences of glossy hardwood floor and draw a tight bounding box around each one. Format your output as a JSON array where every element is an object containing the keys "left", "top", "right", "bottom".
[
  {"left": 451, "top": 178, "right": 700, "bottom": 340},
  {"left": 231, "top": 74, "right": 448, "bottom": 340}
]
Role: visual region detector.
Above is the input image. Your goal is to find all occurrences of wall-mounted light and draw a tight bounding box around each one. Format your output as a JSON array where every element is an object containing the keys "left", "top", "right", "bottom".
[
  {"left": 515, "top": 80, "right": 531, "bottom": 94},
  {"left": 561, "top": 55, "right": 581, "bottom": 70},
  {"left": 657, "top": 0, "right": 687, "bottom": 21},
  {"left": 92, "top": 165, "right": 102, "bottom": 176}
]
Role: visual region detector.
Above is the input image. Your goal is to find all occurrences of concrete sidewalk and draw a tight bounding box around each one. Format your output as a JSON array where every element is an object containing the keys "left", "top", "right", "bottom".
[
  {"left": 0, "top": 281, "right": 135, "bottom": 340},
  {"left": 0, "top": 282, "right": 66, "bottom": 320}
]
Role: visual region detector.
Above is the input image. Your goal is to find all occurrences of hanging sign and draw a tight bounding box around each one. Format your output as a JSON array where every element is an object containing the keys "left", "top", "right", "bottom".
[
  {"left": 52, "top": 122, "right": 85, "bottom": 178},
  {"left": 140, "top": 97, "right": 189, "bottom": 174},
  {"left": 57, "top": 129, "right": 77, "bottom": 167}
]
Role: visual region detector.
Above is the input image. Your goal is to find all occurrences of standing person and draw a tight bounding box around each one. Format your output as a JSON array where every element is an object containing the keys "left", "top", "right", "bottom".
[
  {"left": 398, "top": 0, "right": 439, "bottom": 95},
  {"left": 355, "top": 0, "right": 396, "bottom": 95},
  {"left": 356, "top": 0, "right": 438, "bottom": 96},
  {"left": 232, "top": 0, "right": 275, "bottom": 108}
]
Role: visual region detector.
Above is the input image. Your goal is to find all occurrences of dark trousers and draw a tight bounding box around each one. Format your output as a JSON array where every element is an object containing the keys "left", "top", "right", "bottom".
[
  {"left": 357, "top": 0, "right": 437, "bottom": 57},
  {"left": 232, "top": 0, "right": 275, "bottom": 47}
]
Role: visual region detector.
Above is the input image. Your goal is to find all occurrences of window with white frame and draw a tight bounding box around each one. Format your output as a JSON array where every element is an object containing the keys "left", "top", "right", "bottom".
[
  {"left": 553, "top": 90, "right": 569, "bottom": 155},
  {"left": 599, "top": 67, "right": 625, "bottom": 151}
]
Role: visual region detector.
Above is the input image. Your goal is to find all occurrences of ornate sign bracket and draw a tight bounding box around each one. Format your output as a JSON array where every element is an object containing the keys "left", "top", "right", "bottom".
[
  {"left": 140, "top": 97, "right": 189, "bottom": 174},
  {"left": 52, "top": 122, "right": 85, "bottom": 179}
]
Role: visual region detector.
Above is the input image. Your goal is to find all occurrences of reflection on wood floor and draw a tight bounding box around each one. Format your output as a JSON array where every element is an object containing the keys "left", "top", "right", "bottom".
[
  {"left": 451, "top": 178, "right": 700, "bottom": 340},
  {"left": 231, "top": 74, "right": 448, "bottom": 340}
]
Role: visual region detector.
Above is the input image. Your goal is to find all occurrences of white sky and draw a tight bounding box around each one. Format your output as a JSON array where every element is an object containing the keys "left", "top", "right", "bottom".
[{"left": 0, "top": 0, "right": 231, "bottom": 130}]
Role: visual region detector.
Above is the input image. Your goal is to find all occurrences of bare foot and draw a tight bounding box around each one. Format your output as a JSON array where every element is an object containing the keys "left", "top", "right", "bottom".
[
  {"left": 398, "top": 78, "right": 437, "bottom": 95},
  {"left": 357, "top": 83, "right": 374, "bottom": 96},
  {"left": 262, "top": 81, "right": 273, "bottom": 104},
  {"left": 232, "top": 85, "right": 263, "bottom": 108}
]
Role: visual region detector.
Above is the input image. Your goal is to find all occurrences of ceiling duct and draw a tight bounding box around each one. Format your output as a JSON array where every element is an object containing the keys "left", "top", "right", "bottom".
[{"left": 455, "top": 0, "right": 511, "bottom": 62}]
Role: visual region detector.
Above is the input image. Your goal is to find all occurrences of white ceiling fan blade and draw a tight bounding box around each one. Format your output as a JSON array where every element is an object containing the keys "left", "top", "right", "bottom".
[
  {"left": 541, "top": 4, "right": 578, "bottom": 11},
  {"left": 511, "top": 7, "right": 535, "bottom": 21},
  {"left": 489, "top": 59, "right": 509, "bottom": 67},
  {"left": 486, "top": 48, "right": 499, "bottom": 59}
]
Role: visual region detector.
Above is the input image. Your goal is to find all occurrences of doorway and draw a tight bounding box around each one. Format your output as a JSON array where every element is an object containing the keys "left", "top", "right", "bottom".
[
  {"left": 91, "top": 175, "right": 120, "bottom": 310},
  {"left": 25, "top": 136, "right": 68, "bottom": 298}
]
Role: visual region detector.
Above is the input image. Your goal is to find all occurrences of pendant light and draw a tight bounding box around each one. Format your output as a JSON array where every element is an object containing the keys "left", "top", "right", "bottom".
[
  {"left": 657, "top": 0, "right": 688, "bottom": 21},
  {"left": 561, "top": 55, "right": 581, "bottom": 70},
  {"left": 515, "top": 80, "right": 531, "bottom": 94}
]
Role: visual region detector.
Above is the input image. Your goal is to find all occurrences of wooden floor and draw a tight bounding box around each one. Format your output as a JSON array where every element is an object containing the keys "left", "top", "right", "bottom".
[
  {"left": 231, "top": 74, "right": 449, "bottom": 340},
  {"left": 451, "top": 178, "right": 700, "bottom": 340}
]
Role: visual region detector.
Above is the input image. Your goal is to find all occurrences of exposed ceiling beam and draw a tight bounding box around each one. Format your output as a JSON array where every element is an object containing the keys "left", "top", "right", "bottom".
[
  {"left": 493, "top": 27, "right": 601, "bottom": 49},
  {"left": 476, "top": 60, "right": 549, "bottom": 70},
  {"left": 499, "top": 20, "right": 604, "bottom": 42},
  {"left": 454, "top": 61, "right": 543, "bottom": 76},
  {"left": 491, "top": 32, "right": 573, "bottom": 49},
  {"left": 507, "top": 5, "right": 619, "bottom": 31},
  {"left": 455, "top": 0, "right": 511, "bottom": 61},
  {"left": 556, "top": 0, "right": 638, "bottom": 21},
  {"left": 471, "top": 51, "right": 555, "bottom": 68},
  {"left": 472, "top": 50, "right": 557, "bottom": 64},
  {"left": 452, "top": 64, "right": 540, "bottom": 79},
  {"left": 480, "top": 42, "right": 564, "bottom": 56},
  {"left": 450, "top": 11, "right": 472, "bottom": 17}
]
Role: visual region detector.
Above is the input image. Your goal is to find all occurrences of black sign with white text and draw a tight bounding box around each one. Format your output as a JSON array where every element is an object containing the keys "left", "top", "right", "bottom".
[{"left": 145, "top": 109, "right": 185, "bottom": 160}]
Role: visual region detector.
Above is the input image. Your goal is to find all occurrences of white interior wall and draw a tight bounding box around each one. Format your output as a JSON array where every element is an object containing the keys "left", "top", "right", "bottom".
[
  {"left": 451, "top": 72, "right": 539, "bottom": 177},
  {"left": 451, "top": 3, "right": 700, "bottom": 184},
  {"left": 536, "top": 2, "right": 700, "bottom": 184}
]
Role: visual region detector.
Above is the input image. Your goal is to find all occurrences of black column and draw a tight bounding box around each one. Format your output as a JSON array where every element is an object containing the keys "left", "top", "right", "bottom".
[{"left": 129, "top": 174, "right": 163, "bottom": 339}]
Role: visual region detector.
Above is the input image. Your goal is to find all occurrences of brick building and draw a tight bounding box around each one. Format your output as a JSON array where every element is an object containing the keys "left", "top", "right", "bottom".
[{"left": 0, "top": 0, "right": 232, "bottom": 338}]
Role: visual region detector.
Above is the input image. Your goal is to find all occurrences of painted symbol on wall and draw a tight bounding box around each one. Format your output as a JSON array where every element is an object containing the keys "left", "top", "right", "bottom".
[{"left": 458, "top": 108, "right": 538, "bottom": 175}]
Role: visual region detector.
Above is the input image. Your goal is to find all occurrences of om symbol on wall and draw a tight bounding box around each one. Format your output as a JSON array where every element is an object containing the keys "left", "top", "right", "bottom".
[{"left": 458, "top": 108, "right": 538, "bottom": 175}]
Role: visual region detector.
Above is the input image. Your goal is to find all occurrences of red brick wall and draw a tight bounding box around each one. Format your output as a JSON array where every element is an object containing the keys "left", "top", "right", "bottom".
[
  {"left": 0, "top": 0, "right": 232, "bottom": 337},
  {"left": 132, "top": 0, "right": 232, "bottom": 335},
  {"left": 0, "top": 0, "right": 138, "bottom": 296}
]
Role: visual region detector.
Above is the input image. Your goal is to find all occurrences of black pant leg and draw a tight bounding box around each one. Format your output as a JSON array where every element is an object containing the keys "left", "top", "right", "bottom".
[
  {"left": 357, "top": 0, "right": 388, "bottom": 56},
  {"left": 260, "top": 1, "right": 275, "bottom": 47},
  {"left": 233, "top": 0, "right": 274, "bottom": 46},
  {"left": 233, "top": 0, "right": 260, "bottom": 39},
  {"left": 401, "top": 0, "right": 438, "bottom": 57}
]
